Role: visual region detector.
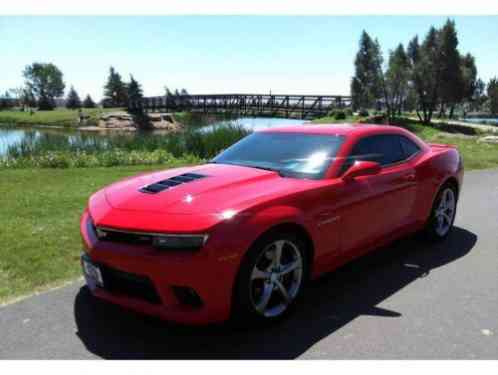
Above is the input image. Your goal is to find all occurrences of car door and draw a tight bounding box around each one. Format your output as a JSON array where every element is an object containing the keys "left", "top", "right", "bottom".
[{"left": 339, "top": 134, "right": 418, "bottom": 253}]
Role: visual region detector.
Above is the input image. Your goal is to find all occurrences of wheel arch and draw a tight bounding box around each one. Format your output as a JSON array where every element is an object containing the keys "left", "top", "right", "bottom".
[
  {"left": 229, "top": 220, "right": 315, "bottom": 321},
  {"left": 251, "top": 222, "right": 316, "bottom": 271}
]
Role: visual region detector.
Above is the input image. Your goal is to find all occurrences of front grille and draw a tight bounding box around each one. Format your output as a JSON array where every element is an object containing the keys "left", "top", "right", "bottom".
[{"left": 99, "top": 264, "right": 161, "bottom": 305}]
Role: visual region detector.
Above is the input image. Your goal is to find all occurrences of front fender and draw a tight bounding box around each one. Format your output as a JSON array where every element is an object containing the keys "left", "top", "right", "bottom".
[{"left": 208, "top": 205, "right": 314, "bottom": 264}]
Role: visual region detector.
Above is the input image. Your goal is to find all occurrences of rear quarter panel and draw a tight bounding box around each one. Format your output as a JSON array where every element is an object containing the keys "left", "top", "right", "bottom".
[{"left": 412, "top": 144, "right": 463, "bottom": 224}]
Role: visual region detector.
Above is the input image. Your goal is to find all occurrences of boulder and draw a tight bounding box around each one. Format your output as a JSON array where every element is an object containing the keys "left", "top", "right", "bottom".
[
  {"left": 477, "top": 135, "right": 498, "bottom": 144},
  {"left": 98, "top": 111, "right": 136, "bottom": 130}
]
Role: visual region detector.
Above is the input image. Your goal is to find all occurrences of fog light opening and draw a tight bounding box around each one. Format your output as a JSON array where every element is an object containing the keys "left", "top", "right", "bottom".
[{"left": 172, "top": 286, "right": 203, "bottom": 308}]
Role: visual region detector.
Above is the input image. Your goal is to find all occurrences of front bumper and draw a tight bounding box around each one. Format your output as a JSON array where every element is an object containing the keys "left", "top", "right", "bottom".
[{"left": 80, "top": 210, "right": 242, "bottom": 325}]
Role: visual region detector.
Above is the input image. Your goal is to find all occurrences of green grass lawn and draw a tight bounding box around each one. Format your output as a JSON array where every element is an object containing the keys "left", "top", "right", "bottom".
[
  {"left": 0, "top": 164, "right": 182, "bottom": 304},
  {"left": 388, "top": 119, "right": 498, "bottom": 170},
  {"left": 0, "top": 108, "right": 123, "bottom": 127}
]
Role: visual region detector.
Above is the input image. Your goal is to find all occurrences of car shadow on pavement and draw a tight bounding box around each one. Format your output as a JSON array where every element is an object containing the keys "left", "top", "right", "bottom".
[{"left": 74, "top": 226, "right": 476, "bottom": 359}]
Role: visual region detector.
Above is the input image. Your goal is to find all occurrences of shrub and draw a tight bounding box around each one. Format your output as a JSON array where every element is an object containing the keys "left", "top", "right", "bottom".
[
  {"left": 358, "top": 109, "right": 369, "bottom": 117},
  {"left": 334, "top": 110, "right": 346, "bottom": 120},
  {"left": 0, "top": 149, "right": 203, "bottom": 169}
]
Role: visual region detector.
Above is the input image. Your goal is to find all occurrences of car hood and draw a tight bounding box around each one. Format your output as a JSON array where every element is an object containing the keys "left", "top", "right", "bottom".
[{"left": 101, "top": 163, "right": 306, "bottom": 216}]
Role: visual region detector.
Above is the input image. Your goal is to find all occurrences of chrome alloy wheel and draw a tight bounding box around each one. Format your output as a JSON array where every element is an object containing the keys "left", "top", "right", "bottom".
[
  {"left": 249, "top": 239, "right": 303, "bottom": 318},
  {"left": 435, "top": 187, "right": 456, "bottom": 237}
]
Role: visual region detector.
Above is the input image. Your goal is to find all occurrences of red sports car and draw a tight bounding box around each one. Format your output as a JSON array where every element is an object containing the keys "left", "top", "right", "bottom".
[{"left": 80, "top": 124, "right": 463, "bottom": 324}]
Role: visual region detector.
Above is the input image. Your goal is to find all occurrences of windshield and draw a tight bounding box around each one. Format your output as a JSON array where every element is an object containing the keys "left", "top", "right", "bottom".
[{"left": 212, "top": 132, "right": 345, "bottom": 179}]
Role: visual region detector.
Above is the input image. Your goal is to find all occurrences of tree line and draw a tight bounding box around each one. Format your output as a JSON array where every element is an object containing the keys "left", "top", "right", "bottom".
[
  {"left": 351, "top": 19, "right": 498, "bottom": 123},
  {"left": 0, "top": 63, "right": 193, "bottom": 111}
]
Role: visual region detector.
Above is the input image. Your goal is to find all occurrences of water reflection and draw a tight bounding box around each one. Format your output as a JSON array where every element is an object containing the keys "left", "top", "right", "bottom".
[
  {"left": 463, "top": 117, "right": 498, "bottom": 126},
  {"left": 0, "top": 117, "right": 306, "bottom": 157}
]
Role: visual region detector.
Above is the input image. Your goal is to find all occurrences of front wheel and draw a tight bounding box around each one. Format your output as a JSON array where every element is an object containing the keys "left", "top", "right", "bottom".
[
  {"left": 424, "top": 183, "right": 458, "bottom": 241},
  {"left": 233, "top": 232, "right": 308, "bottom": 323}
]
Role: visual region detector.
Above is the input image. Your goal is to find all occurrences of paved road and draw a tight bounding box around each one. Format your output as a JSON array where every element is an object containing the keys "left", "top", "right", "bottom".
[{"left": 1, "top": 169, "right": 497, "bottom": 359}]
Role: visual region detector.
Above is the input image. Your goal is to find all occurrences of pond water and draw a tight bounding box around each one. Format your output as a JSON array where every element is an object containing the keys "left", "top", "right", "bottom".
[
  {"left": 462, "top": 117, "right": 498, "bottom": 126},
  {"left": 0, "top": 116, "right": 306, "bottom": 156}
]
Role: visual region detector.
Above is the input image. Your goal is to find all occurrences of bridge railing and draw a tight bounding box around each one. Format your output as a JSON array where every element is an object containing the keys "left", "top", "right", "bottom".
[{"left": 129, "top": 94, "right": 351, "bottom": 119}]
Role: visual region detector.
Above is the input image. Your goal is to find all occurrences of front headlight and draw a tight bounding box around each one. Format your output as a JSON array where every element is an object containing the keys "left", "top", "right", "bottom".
[{"left": 153, "top": 234, "right": 209, "bottom": 251}]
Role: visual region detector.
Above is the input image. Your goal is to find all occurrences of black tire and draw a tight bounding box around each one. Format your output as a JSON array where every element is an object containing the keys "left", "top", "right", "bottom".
[
  {"left": 232, "top": 231, "right": 309, "bottom": 325},
  {"left": 423, "top": 182, "right": 458, "bottom": 241}
]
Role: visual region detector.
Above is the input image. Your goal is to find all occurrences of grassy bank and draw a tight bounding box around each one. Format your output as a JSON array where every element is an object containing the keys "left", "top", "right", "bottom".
[
  {"left": 0, "top": 164, "right": 198, "bottom": 304},
  {"left": 0, "top": 108, "right": 124, "bottom": 128},
  {"left": 1, "top": 123, "right": 250, "bottom": 168}
]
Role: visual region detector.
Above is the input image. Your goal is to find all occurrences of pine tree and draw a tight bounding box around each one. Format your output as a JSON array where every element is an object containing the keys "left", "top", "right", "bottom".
[
  {"left": 127, "top": 75, "right": 143, "bottom": 105},
  {"left": 164, "top": 86, "right": 173, "bottom": 96},
  {"left": 66, "top": 86, "right": 82, "bottom": 109},
  {"left": 383, "top": 43, "right": 410, "bottom": 121},
  {"left": 351, "top": 31, "right": 383, "bottom": 111},
  {"left": 83, "top": 94, "right": 96, "bottom": 108},
  {"left": 438, "top": 19, "right": 463, "bottom": 118},
  {"left": 488, "top": 78, "right": 498, "bottom": 115},
  {"left": 103, "top": 67, "right": 128, "bottom": 107},
  {"left": 460, "top": 53, "right": 477, "bottom": 116},
  {"left": 472, "top": 78, "right": 486, "bottom": 112},
  {"left": 408, "top": 26, "right": 445, "bottom": 124}
]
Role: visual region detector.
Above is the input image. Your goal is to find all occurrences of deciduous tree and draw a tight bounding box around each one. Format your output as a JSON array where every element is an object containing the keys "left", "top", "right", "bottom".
[{"left": 23, "top": 62, "right": 65, "bottom": 110}]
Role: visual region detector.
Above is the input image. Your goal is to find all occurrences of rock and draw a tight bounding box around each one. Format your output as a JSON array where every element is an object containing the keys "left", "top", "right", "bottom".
[
  {"left": 98, "top": 111, "right": 136, "bottom": 129},
  {"left": 477, "top": 136, "right": 498, "bottom": 144},
  {"left": 97, "top": 111, "right": 183, "bottom": 132},
  {"left": 147, "top": 113, "right": 182, "bottom": 131}
]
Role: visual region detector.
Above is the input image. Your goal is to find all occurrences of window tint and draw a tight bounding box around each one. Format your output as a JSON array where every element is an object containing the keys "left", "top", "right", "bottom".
[
  {"left": 350, "top": 134, "right": 405, "bottom": 166},
  {"left": 399, "top": 136, "right": 421, "bottom": 158}
]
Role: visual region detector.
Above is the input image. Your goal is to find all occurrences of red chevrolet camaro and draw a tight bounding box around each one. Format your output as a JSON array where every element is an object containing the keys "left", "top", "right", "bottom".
[{"left": 80, "top": 124, "right": 464, "bottom": 324}]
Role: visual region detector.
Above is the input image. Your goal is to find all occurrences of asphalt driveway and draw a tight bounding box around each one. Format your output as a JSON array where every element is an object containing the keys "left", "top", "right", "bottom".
[{"left": 1, "top": 168, "right": 497, "bottom": 359}]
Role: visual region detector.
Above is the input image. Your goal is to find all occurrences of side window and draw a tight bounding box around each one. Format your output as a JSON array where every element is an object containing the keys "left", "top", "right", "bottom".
[
  {"left": 352, "top": 135, "right": 404, "bottom": 166},
  {"left": 372, "top": 135, "right": 405, "bottom": 165},
  {"left": 399, "top": 136, "right": 421, "bottom": 159},
  {"left": 341, "top": 134, "right": 406, "bottom": 174},
  {"left": 339, "top": 136, "right": 379, "bottom": 175}
]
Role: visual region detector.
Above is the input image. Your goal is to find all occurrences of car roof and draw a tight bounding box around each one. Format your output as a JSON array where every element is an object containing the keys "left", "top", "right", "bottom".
[{"left": 259, "top": 123, "right": 405, "bottom": 137}]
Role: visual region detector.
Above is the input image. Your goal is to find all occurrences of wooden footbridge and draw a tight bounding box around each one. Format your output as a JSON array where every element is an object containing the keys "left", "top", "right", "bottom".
[{"left": 128, "top": 94, "right": 351, "bottom": 120}]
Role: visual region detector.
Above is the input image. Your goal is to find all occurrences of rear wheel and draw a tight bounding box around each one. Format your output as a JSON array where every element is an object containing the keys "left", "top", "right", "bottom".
[
  {"left": 233, "top": 232, "right": 308, "bottom": 323},
  {"left": 424, "top": 183, "right": 458, "bottom": 241}
]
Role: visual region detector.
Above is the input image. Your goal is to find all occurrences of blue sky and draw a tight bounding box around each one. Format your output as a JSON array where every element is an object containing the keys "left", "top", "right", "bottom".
[{"left": 1, "top": 16, "right": 497, "bottom": 100}]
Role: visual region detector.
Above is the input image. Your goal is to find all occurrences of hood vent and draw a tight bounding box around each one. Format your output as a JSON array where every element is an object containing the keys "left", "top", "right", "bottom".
[{"left": 139, "top": 172, "right": 207, "bottom": 194}]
